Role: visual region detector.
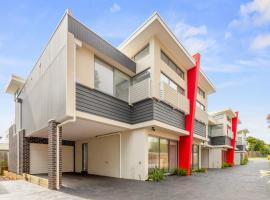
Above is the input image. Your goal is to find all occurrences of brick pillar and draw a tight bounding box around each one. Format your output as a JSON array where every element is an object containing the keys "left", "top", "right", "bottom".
[
  {"left": 48, "top": 120, "right": 62, "bottom": 190},
  {"left": 18, "top": 129, "right": 30, "bottom": 174}
]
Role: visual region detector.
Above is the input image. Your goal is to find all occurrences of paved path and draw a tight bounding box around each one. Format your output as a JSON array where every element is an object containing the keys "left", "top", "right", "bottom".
[{"left": 0, "top": 158, "right": 269, "bottom": 200}]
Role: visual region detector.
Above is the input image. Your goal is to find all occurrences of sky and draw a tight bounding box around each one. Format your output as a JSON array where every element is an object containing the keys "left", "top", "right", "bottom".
[{"left": 0, "top": 0, "right": 270, "bottom": 142}]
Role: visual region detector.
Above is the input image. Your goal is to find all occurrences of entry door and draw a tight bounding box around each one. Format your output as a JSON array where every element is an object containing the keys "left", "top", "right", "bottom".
[
  {"left": 82, "top": 143, "right": 88, "bottom": 173},
  {"left": 192, "top": 144, "right": 199, "bottom": 170}
]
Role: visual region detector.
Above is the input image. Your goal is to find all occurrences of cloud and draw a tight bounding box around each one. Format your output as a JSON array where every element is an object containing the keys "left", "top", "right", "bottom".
[
  {"left": 110, "top": 3, "right": 121, "bottom": 13},
  {"left": 224, "top": 32, "right": 232, "bottom": 39},
  {"left": 250, "top": 34, "right": 270, "bottom": 49},
  {"left": 172, "top": 22, "right": 215, "bottom": 54},
  {"left": 229, "top": 0, "right": 270, "bottom": 27},
  {"left": 202, "top": 64, "right": 242, "bottom": 73}
]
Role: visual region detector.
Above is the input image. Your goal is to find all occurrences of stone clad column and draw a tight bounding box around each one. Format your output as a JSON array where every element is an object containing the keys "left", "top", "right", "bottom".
[
  {"left": 48, "top": 120, "right": 62, "bottom": 190},
  {"left": 18, "top": 129, "right": 30, "bottom": 174}
]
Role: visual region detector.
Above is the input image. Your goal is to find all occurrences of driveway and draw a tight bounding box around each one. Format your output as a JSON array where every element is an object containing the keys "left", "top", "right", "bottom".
[{"left": 0, "top": 158, "right": 269, "bottom": 200}]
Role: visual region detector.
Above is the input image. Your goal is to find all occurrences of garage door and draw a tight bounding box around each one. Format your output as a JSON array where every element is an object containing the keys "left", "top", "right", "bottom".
[{"left": 30, "top": 143, "right": 74, "bottom": 174}]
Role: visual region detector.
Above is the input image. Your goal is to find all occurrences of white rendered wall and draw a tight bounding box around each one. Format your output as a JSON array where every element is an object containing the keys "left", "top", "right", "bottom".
[
  {"left": 201, "top": 148, "right": 209, "bottom": 168},
  {"left": 234, "top": 152, "right": 241, "bottom": 165}
]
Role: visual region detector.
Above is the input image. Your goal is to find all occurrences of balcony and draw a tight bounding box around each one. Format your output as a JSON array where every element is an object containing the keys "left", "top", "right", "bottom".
[
  {"left": 130, "top": 78, "right": 151, "bottom": 104},
  {"left": 160, "top": 82, "right": 190, "bottom": 114},
  {"left": 227, "top": 129, "right": 233, "bottom": 139},
  {"left": 195, "top": 107, "right": 208, "bottom": 124},
  {"left": 210, "top": 136, "right": 232, "bottom": 146}
]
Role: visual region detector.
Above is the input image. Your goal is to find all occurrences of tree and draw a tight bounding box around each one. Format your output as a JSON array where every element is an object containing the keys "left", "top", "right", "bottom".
[{"left": 246, "top": 136, "right": 270, "bottom": 156}]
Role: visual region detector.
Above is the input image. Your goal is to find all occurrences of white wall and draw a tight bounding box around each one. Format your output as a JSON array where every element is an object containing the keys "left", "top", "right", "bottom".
[
  {"left": 75, "top": 134, "right": 120, "bottom": 178},
  {"left": 121, "top": 129, "right": 148, "bottom": 180},
  {"left": 234, "top": 152, "right": 241, "bottom": 165},
  {"left": 30, "top": 143, "right": 74, "bottom": 174},
  {"left": 209, "top": 148, "right": 222, "bottom": 168}
]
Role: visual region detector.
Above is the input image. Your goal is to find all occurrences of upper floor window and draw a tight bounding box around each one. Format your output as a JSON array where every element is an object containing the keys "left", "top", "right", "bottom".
[
  {"left": 196, "top": 100, "right": 205, "bottom": 111},
  {"left": 198, "top": 87, "right": 205, "bottom": 98},
  {"left": 160, "top": 73, "right": 185, "bottom": 95},
  {"left": 94, "top": 58, "right": 130, "bottom": 102},
  {"left": 160, "top": 50, "right": 184, "bottom": 80},
  {"left": 132, "top": 44, "right": 149, "bottom": 61}
]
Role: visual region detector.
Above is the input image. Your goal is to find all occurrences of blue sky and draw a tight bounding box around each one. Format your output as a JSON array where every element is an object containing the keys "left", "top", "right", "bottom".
[{"left": 0, "top": 0, "right": 270, "bottom": 142}]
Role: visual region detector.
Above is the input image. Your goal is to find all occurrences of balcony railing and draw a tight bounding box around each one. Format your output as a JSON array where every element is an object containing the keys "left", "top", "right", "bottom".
[
  {"left": 195, "top": 107, "right": 208, "bottom": 124},
  {"left": 227, "top": 129, "right": 233, "bottom": 139},
  {"left": 130, "top": 78, "right": 151, "bottom": 104},
  {"left": 160, "top": 82, "right": 189, "bottom": 114}
]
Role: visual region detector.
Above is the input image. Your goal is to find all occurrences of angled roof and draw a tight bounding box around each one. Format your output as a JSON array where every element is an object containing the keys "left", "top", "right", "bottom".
[
  {"left": 5, "top": 74, "right": 25, "bottom": 95},
  {"left": 209, "top": 108, "right": 237, "bottom": 118},
  {"left": 118, "top": 12, "right": 195, "bottom": 70},
  {"left": 198, "top": 70, "right": 216, "bottom": 94}
]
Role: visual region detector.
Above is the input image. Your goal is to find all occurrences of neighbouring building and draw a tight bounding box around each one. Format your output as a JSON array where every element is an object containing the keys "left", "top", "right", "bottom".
[
  {"left": 5, "top": 10, "right": 241, "bottom": 190},
  {"left": 234, "top": 129, "right": 249, "bottom": 165},
  {"left": 201, "top": 109, "right": 240, "bottom": 168}
]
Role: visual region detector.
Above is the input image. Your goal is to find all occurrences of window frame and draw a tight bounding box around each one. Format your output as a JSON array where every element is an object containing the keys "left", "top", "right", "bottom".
[
  {"left": 160, "top": 72, "right": 185, "bottom": 95},
  {"left": 198, "top": 87, "right": 206, "bottom": 99},
  {"left": 160, "top": 50, "right": 185, "bottom": 80},
  {"left": 132, "top": 44, "right": 150, "bottom": 61},
  {"left": 196, "top": 100, "right": 206, "bottom": 111}
]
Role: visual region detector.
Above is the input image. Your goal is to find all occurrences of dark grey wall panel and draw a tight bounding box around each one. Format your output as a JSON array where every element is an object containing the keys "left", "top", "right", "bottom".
[
  {"left": 236, "top": 145, "right": 246, "bottom": 151},
  {"left": 76, "top": 84, "right": 131, "bottom": 123},
  {"left": 194, "top": 120, "right": 206, "bottom": 137},
  {"left": 76, "top": 83, "right": 186, "bottom": 130},
  {"left": 131, "top": 99, "right": 154, "bottom": 124},
  {"left": 153, "top": 101, "right": 185, "bottom": 130},
  {"left": 68, "top": 16, "right": 136, "bottom": 73},
  {"left": 210, "top": 136, "right": 231, "bottom": 146}
]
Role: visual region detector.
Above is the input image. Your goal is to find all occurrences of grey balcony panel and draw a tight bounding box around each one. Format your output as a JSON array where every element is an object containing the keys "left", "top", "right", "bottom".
[
  {"left": 153, "top": 101, "right": 185, "bottom": 129},
  {"left": 211, "top": 136, "right": 231, "bottom": 146},
  {"left": 68, "top": 16, "right": 136, "bottom": 73},
  {"left": 195, "top": 120, "right": 206, "bottom": 138},
  {"left": 76, "top": 83, "right": 186, "bottom": 129},
  {"left": 76, "top": 84, "right": 131, "bottom": 123},
  {"left": 236, "top": 145, "right": 246, "bottom": 151}
]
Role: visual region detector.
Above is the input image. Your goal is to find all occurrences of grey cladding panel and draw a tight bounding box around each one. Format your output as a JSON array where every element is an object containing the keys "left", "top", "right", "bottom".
[
  {"left": 195, "top": 120, "right": 206, "bottom": 137},
  {"left": 153, "top": 101, "right": 185, "bottom": 129},
  {"left": 211, "top": 136, "right": 231, "bottom": 146},
  {"left": 68, "top": 16, "right": 136, "bottom": 73},
  {"left": 76, "top": 83, "right": 186, "bottom": 129},
  {"left": 76, "top": 84, "right": 131, "bottom": 123}
]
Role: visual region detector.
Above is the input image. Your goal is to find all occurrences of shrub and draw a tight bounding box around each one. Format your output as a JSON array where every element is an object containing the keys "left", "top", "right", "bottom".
[
  {"left": 0, "top": 160, "right": 8, "bottom": 175},
  {"left": 241, "top": 158, "right": 249, "bottom": 165},
  {"left": 148, "top": 167, "right": 165, "bottom": 182},
  {"left": 194, "top": 168, "right": 207, "bottom": 173},
  {"left": 222, "top": 162, "right": 229, "bottom": 168},
  {"left": 173, "top": 168, "right": 187, "bottom": 176}
]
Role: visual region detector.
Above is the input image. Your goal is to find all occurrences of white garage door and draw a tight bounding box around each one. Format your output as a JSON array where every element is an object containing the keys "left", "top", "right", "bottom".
[
  {"left": 30, "top": 143, "right": 74, "bottom": 174},
  {"left": 234, "top": 152, "right": 241, "bottom": 165}
]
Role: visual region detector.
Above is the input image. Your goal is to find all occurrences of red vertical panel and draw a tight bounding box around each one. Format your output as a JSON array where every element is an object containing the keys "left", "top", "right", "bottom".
[
  {"left": 178, "top": 53, "right": 200, "bottom": 175},
  {"left": 227, "top": 112, "right": 239, "bottom": 164}
]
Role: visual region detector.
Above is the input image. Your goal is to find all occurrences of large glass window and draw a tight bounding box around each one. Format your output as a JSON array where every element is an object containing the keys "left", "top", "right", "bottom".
[
  {"left": 192, "top": 144, "right": 199, "bottom": 170},
  {"left": 160, "top": 50, "right": 185, "bottom": 80},
  {"left": 94, "top": 58, "right": 130, "bottom": 102},
  {"left": 160, "top": 73, "right": 185, "bottom": 95},
  {"left": 114, "top": 70, "right": 130, "bottom": 102},
  {"left": 148, "top": 136, "right": 178, "bottom": 172},
  {"left": 159, "top": 139, "right": 169, "bottom": 170},
  {"left": 94, "top": 59, "right": 114, "bottom": 95},
  {"left": 148, "top": 137, "right": 159, "bottom": 170},
  {"left": 196, "top": 100, "right": 205, "bottom": 111},
  {"left": 198, "top": 87, "right": 205, "bottom": 98},
  {"left": 132, "top": 68, "right": 150, "bottom": 85}
]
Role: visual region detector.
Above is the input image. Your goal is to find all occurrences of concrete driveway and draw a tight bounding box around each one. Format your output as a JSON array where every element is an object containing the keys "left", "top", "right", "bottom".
[{"left": 0, "top": 159, "right": 269, "bottom": 200}]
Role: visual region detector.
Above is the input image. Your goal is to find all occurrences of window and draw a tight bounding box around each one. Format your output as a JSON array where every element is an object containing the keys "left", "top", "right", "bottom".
[
  {"left": 148, "top": 136, "right": 178, "bottom": 173},
  {"left": 114, "top": 70, "right": 130, "bottom": 102},
  {"left": 94, "top": 58, "right": 130, "bottom": 102},
  {"left": 196, "top": 100, "right": 205, "bottom": 111},
  {"left": 94, "top": 59, "right": 114, "bottom": 95},
  {"left": 160, "top": 50, "right": 184, "bottom": 80},
  {"left": 133, "top": 44, "right": 149, "bottom": 61},
  {"left": 198, "top": 87, "right": 205, "bottom": 98},
  {"left": 160, "top": 73, "right": 185, "bottom": 95}
]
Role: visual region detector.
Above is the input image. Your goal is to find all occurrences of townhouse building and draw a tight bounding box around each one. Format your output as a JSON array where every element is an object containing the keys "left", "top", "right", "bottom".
[
  {"left": 201, "top": 109, "right": 240, "bottom": 168},
  {"left": 234, "top": 129, "right": 249, "bottom": 165},
  {"left": 5, "top": 10, "right": 238, "bottom": 189}
]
